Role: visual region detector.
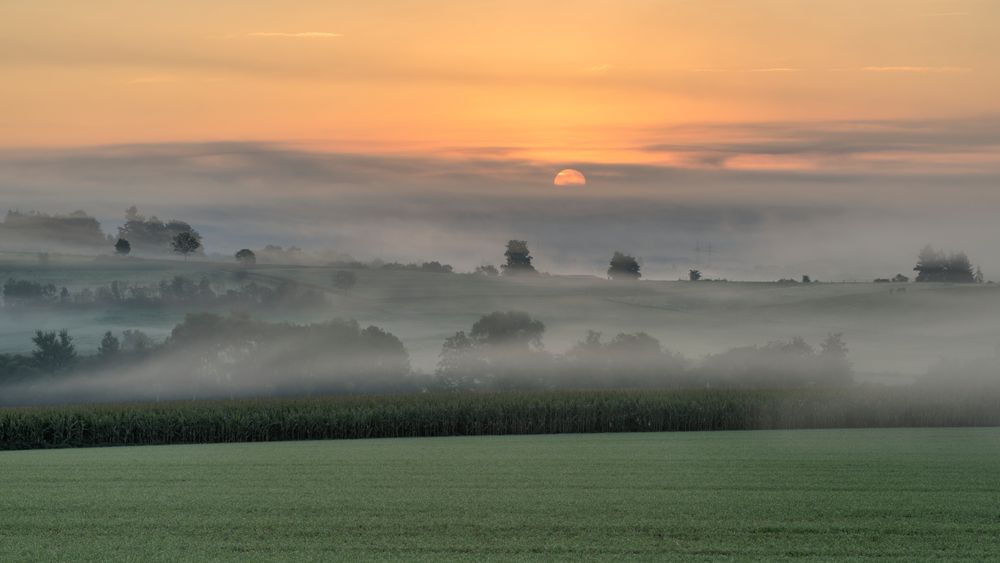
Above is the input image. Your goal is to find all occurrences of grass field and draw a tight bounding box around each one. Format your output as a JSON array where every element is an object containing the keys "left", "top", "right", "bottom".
[{"left": 2, "top": 428, "right": 999, "bottom": 561}]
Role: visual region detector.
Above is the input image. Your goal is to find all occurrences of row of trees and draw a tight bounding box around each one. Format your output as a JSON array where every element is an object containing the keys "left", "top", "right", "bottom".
[
  {"left": 435, "top": 311, "right": 852, "bottom": 391},
  {"left": 913, "top": 245, "right": 982, "bottom": 283},
  {"left": 2, "top": 276, "right": 327, "bottom": 310}
]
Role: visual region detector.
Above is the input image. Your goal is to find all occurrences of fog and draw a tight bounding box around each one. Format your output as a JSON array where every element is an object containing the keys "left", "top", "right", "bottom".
[{"left": 3, "top": 116, "right": 1000, "bottom": 281}]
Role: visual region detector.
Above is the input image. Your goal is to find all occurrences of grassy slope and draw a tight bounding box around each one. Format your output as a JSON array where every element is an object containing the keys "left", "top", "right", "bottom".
[
  {"left": 1, "top": 428, "right": 999, "bottom": 561},
  {"left": 3, "top": 255, "right": 1000, "bottom": 374}
]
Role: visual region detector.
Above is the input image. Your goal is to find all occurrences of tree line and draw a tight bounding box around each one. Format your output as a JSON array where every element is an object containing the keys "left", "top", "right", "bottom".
[
  {"left": 2, "top": 275, "right": 327, "bottom": 310},
  {"left": 0, "top": 311, "right": 855, "bottom": 402}
]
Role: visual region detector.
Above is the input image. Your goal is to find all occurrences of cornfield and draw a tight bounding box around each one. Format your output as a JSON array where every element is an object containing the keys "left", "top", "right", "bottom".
[{"left": 2, "top": 387, "right": 999, "bottom": 450}]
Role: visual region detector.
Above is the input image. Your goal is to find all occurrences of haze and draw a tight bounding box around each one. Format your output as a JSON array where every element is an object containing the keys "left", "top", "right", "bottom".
[{"left": 1, "top": 0, "right": 998, "bottom": 278}]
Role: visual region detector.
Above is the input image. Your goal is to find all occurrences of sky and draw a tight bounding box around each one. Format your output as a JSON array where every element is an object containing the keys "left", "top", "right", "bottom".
[{"left": 2, "top": 0, "right": 999, "bottom": 278}]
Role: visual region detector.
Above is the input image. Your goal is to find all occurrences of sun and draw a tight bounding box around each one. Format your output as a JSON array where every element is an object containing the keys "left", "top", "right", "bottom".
[{"left": 554, "top": 169, "right": 586, "bottom": 187}]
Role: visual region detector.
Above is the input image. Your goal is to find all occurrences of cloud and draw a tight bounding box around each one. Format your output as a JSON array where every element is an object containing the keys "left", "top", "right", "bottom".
[
  {"left": 246, "top": 32, "right": 343, "bottom": 39},
  {"left": 860, "top": 66, "right": 971, "bottom": 73},
  {"left": 640, "top": 116, "right": 1000, "bottom": 174},
  {"left": 691, "top": 67, "right": 801, "bottom": 73}
]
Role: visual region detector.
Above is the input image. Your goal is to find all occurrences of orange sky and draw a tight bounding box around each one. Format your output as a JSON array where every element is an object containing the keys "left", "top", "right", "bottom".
[{"left": 2, "top": 0, "right": 998, "bottom": 167}]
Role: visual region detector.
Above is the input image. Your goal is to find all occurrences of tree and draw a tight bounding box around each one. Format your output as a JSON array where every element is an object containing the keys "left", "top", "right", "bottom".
[
  {"left": 891, "top": 273, "right": 910, "bottom": 283},
  {"left": 801, "top": 275, "right": 811, "bottom": 284},
  {"left": 474, "top": 265, "right": 499, "bottom": 276},
  {"left": 469, "top": 310, "right": 546, "bottom": 348},
  {"left": 235, "top": 248, "right": 256, "bottom": 265},
  {"left": 914, "top": 246, "right": 975, "bottom": 283},
  {"left": 31, "top": 330, "right": 77, "bottom": 372},
  {"left": 98, "top": 331, "right": 121, "bottom": 359},
  {"left": 945, "top": 252, "right": 975, "bottom": 283},
  {"left": 171, "top": 232, "right": 201, "bottom": 260},
  {"left": 435, "top": 311, "right": 548, "bottom": 391},
  {"left": 607, "top": 251, "right": 641, "bottom": 280},
  {"left": 689, "top": 269, "right": 702, "bottom": 281},
  {"left": 975, "top": 266, "right": 985, "bottom": 284},
  {"left": 502, "top": 240, "right": 537, "bottom": 275},
  {"left": 114, "top": 238, "right": 131, "bottom": 256}
]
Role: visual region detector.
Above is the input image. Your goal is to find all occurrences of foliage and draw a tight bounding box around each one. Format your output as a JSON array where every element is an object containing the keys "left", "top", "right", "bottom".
[
  {"left": 688, "top": 269, "right": 702, "bottom": 281},
  {"left": 502, "top": 240, "right": 537, "bottom": 275},
  {"left": 234, "top": 248, "right": 256, "bottom": 265},
  {"left": 114, "top": 238, "right": 131, "bottom": 256},
  {"left": 31, "top": 330, "right": 77, "bottom": 373},
  {"left": 3, "top": 278, "right": 57, "bottom": 306},
  {"left": 474, "top": 264, "right": 499, "bottom": 276},
  {"left": 914, "top": 245, "right": 975, "bottom": 282},
  {"left": 3, "top": 389, "right": 1000, "bottom": 450},
  {"left": 437, "top": 311, "right": 548, "bottom": 390},
  {"left": 118, "top": 206, "right": 203, "bottom": 256},
  {"left": 0, "top": 209, "right": 108, "bottom": 249},
  {"left": 607, "top": 251, "right": 641, "bottom": 280},
  {"left": 171, "top": 231, "right": 202, "bottom": 258}
]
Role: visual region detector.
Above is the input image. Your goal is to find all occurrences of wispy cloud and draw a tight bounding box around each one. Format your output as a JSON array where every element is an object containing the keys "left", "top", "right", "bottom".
[
  {"left": 691, "top": 67, "right": 800, "bottom": 73},
  {"left": 246, "top": 32, "right": 343, "bottom": 39},
  {"left": 860, "top": 66, "right": 971, "bottom": 73}
]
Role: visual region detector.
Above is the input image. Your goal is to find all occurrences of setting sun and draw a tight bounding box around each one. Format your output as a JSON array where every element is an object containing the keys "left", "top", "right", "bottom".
[{"left": 554, "top": 169, "right": 586, "bottom": 187}]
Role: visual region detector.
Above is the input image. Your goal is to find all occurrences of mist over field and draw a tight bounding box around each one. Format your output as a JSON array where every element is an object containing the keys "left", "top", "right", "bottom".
[{"left": 4, "top": 119, "right": 1000, "bottom": 281}]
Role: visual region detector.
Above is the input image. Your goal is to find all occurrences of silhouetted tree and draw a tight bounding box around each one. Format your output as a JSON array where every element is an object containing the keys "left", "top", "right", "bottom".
[
  {"left": 689, "top": 269, "right": 702, "bottom": 281},
  {"left": 801, "top": 275, "right": 811, "bottom": 284},
  {"left": 502, "top": 240, "right": 537, "bottom": 275},
  {"left": 235, "top": 248, "right": 256, "bottom": 265},
  {"left": 975, "top": 266, "right": 985, "bottom": 284},
  {"left": 31, "top": 330, "right": 76, "bottom": 372},
  {"left": 474, "top": 265, "right": 499, "bottom": 276},
  {"left": 171, "top": 232, "right": 201, "bottom": 260},
  {"left": 608, "top": 251, "right": 641, "bottom": 280},
  {"left": 914, "top": 245, "right": 975, "bottom": 282},
  {"left": 114, "top": 238, "right": 131, "bottom": 256},
  {"left": 891, "top": 273, "right": 910, "bottom": 283}
]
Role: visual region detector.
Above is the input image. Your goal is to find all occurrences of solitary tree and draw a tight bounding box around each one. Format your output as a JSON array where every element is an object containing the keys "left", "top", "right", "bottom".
[
  {"left": 114, "top": 238, "right": 131, "bottom": 256},
  {"left": 171, "top": 232, "right": 201, "bottom": 260},
  {"left": 689, "top": 269, "right": 702, "bottom": 281},
  {"left": 607, "top": 251, "right": 641, "bottom": 280},
  {"left": 502, "top": 240, "right": 537, "bottom": 275},
  {"left": 235, "top": 248, "right": 256, "bottom": 265}
]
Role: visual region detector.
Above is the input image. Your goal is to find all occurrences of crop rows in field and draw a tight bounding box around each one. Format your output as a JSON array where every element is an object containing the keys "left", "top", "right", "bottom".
[{"left": 3, "top": 387, "right": 1000, "bottom": 450}]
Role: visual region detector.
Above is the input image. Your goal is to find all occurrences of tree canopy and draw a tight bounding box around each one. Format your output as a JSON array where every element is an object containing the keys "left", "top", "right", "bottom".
[{"left": 607, "top": 251, "right": 641, "bottom": 280}]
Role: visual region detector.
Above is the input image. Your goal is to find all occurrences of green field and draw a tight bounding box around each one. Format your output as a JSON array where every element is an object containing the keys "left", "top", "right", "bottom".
[
  {"left": 2, "top": 428, "right": 999, "bottom": 561},
  {"left": 4, "top": 254, "right": 1000, "bottom": 377}
]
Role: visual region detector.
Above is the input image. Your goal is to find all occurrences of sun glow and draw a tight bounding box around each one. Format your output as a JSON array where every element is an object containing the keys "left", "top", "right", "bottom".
[{"left": 554, "top": 169, "right": 586, "bottom": 187}]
